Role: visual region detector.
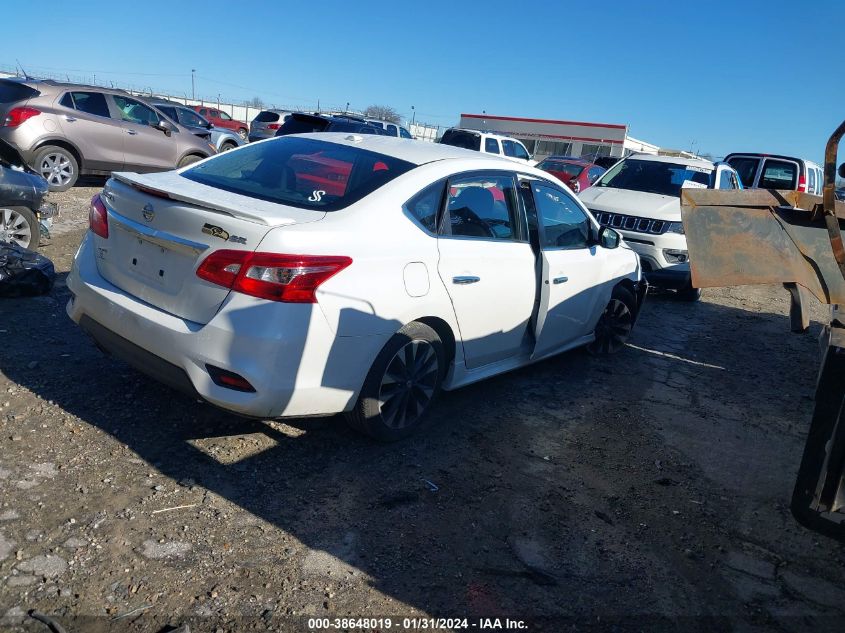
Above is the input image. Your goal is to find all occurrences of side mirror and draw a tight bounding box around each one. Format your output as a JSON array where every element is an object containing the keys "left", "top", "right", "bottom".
[
  {"left": 599, "top": 226, "right": 620, "bottom": 249},
  {"left": 839, "top": 163, "right": 845, "bottom": 179},
  {"left": 155, "top": 119, "right": 175, "bottom": 136}
]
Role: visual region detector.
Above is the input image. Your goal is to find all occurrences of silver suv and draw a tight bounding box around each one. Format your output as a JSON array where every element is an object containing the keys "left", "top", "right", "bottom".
[
  {"left": 0, "top": 79, "right": 216, "bottom": 191},
  {"left": 249, "top": 109, "right": 292, "bottom": 142}
]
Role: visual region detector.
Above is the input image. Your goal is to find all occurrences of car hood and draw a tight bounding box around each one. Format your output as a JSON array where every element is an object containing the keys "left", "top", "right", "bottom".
[{"left": 579, "top": 186, "right": 681, "bottom": 221}]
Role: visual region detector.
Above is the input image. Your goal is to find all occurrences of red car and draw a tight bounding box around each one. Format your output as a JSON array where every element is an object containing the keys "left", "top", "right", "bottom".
[
  {"left": 192, "top": 106, "right": 248, "bottom": 140},
  {"left": 536, "top": 156, "right": 606, "bottom": 193}
]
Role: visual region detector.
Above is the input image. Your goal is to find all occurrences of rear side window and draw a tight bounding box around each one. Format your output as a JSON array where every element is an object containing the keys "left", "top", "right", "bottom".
[
  {"left": 808, "top": 167, "right": 816, "bottom": 193},
  {"left": 485, "top": 138, "right": 500, "bottom": 154},
  {"left": 182, "top": 137, "right": 415, "bottom": 211},
  {"left": 759, "top": 159, "right": 798, "bottom": 189},
  {"left": 440, "top": 130, "right": 481, "bottom": 151},
  {"left": 727, "top": 157, "right": 760, "bottom": 187},
  {"left": 399, "top": 127, "right": 412, "bottom": 139},
  {"left": 0, "top": 81, "right": 38, "bottom": 104},
  {"left": 254, "top": 111, "right": 281, "bottom": 123},
  {"left": 62, "top": 92, "right": 111, "bottom": 118},
  {"left": 442, "top": 174, "right": 519, "bottom": 241},
  {"left": 404, "top": 181, "right": 444, "bottom": 233}
]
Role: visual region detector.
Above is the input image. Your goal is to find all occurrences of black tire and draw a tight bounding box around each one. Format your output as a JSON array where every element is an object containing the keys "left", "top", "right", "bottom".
[
  {"left": 677, "top": 286, "right": 702, "bottom": 302},
  {"left": 587, "top": 285, "right": 636, "bottom": 355},
  {"left": 34, "top": 145, "right": 79, "bottom": 192},
  {"left": 346, "top": 322, "right": 445, "bottom": 441},
  {"left": 219, "top": 142, "right": 237, "bottom": 152},
  {"left": 0, "top": 206, "right": 39, "bottom": 250},
  {"left": 177, "top": 154, "right": 203, "bottom": 168}
]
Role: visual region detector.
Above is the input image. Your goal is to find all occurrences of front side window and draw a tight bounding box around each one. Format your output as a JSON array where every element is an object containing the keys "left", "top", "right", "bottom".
[
  {"left": 182, "top": 137, "right": 415, "bottom": 211},
  {"left": 596, "top": 159, "right": 711, "bottom": 197},
  {"left": 386, "top": 124, "right": 398, "bottom": 136},
  {"left": 718, "top": 169, "right": 734, "bottom": 189},
  {"left": 726, "top": 156, "right": 760, "bottom": 187},
  {"left": 112, "top": 96, "right": 159, "bottom": 125},
  {"left": 485, "top": 138, "right": 501, "bottom": 154},
  {"left": 441, "top": 174, "right": 519, "bottom": 241},
  {"left": 404, "top": 181, "right": 444, "bottom": 233},
  {"left": 502, "top": 140, "right": 517, "bottom": 157},
  {"left": 399, "top": 127, "right": 412, "bottom": 139},
  {"left": 512, "top": 142, "right": 530, "bottom": 161},
  {"left": 62, "top": 91, "right": 111, "bottom": 118},
  {"left": 759, "top": 159, "right": 798, "bottom": 189},
  {"left": 532, "top": 182, "right": 591, "bottom": 249},
  {"left": 587, "top": 166, "right": 605, "bottom": 183}
]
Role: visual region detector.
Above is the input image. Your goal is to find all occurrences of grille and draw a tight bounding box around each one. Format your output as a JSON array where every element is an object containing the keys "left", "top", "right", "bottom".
[{"left": 590, "top": 210, "right": 668, "bottom": 235}]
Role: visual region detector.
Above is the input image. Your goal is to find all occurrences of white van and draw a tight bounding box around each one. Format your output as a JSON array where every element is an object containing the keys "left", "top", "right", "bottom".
[{"left": 724, "top": 153, "right": 823, "bottom": 194}]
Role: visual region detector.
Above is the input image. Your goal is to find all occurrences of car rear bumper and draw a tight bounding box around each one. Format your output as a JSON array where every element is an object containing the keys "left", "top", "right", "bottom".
[{"left": 66, "top": 233, "right": 386, "bottom": 418}]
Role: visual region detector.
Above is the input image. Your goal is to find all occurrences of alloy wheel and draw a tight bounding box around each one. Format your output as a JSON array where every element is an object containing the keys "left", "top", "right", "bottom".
[
  {"left": 589, "top": 298, "right": 633, "bottom": 354},
  {"left": 39, "top": 152, "right": 74, "bottom": 187},
  {"left": 0, "top": 208, "right": 33, "bottom": 249},
  {"left": 378, "top": 340, "right": 439, "bottom": 429},
  {"left": 238, "top": 129, "right": 247, "bottom": 140}
]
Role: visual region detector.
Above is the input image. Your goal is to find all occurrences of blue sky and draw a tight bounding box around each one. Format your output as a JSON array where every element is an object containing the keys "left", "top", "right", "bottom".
[{"left": 4, "top": 0, "right": 842, "bottom": 161}]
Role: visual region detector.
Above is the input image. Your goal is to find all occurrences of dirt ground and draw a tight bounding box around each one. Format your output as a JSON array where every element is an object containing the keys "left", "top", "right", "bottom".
[{"left": 1, "top": 184, "right": 844, "bottom": 632}]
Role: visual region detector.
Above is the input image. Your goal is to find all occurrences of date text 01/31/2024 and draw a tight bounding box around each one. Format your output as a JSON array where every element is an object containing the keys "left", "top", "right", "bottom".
[{"left": 307, "top": 617, "right": 528, "bottom": 630}]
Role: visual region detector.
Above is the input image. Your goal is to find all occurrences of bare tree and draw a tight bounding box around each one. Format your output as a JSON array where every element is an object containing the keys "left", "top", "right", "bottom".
[
  {"left": 250, "top": 96, "right": 265, "bottom": 109},
  {"left": 363, "top": 104, "right": 401, "bottom": 124}
]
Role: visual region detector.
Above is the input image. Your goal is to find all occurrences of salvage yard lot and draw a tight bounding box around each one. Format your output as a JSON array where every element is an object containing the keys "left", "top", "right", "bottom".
[{"left": 1, "top": 187, "right": 845, "bottom": 631}]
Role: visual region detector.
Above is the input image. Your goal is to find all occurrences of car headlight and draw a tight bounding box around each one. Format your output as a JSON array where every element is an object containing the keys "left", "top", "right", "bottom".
[
  {"left": 667, "top": 221, "right": 685, "bottom": 234},
  {"left": 663, "top": 248, "right": 689, "bottom": 263}
]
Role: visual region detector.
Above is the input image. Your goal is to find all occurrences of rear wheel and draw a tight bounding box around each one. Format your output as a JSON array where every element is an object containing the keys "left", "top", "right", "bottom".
[
  {"left": 346, "top": 322, "right": 445, "bottom": 441},
  {"left": 219, "top": 141, "right": 237, "bottom": 152},
  {"left": 0, "top": 207, "right": 39, "bottom": 250},
  {"left": 34, "top": 145, "right": 78, "bottom": 192},
  {"left": 587, "top": 286, "right": 636, "bottom": 355},
  {"left": 177, "top": 154, "right": 203, "bottom": 168}
]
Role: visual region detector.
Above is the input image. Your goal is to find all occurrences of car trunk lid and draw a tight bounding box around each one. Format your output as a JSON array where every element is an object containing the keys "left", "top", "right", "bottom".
[{"left": 95, "top": 171, "right": 325, "bottom": 324}]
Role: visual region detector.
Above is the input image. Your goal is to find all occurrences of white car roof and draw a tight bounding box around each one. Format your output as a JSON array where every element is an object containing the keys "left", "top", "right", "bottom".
[
  {"left": 626, "top": 153, "right": 715, "bottom": 169},
  {"left": 292, "top": 132, "right": 522, "bottom": 167}
]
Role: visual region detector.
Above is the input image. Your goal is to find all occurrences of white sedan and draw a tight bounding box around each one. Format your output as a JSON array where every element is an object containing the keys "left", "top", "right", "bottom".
[{"left": 67, "top": 134, "right": 645, "bottom": 440}]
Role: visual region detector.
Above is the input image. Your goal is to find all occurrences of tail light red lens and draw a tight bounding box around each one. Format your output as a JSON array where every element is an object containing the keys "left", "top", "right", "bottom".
[
  {"left": 3, "top": 106, "right": 41, "bottom": 127},
  {"left": 196, "top": 250, "right": 352, "bottom": 303},
  {"left": 267, "top": 123, "right": 281, "bottom": 130},
  {"left": 798, "top": 174, "right": 807, "bottom": 192},
  {"left": 89, "top": 194, "right": 109, "bottom": 238}
]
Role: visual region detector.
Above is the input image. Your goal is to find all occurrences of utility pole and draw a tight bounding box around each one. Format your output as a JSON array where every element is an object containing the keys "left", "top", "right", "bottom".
[
  {"left": 191, "top": 69, "right": 196, "bottom": 100},
  {"left": 411, "top": 105, "right": 415, "bottom": 128}
]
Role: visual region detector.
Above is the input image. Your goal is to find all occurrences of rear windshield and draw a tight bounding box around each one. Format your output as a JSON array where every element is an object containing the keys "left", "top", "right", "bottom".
[
  {"left": 538, "top": 160, "right": 585, "bottom": 178},
  {"left": 277, "top": 116, "right": 330, "bottom": 136},
  {"left": 440, "top": 130, "right": 481, "bottom": 151},
  {"left": 726, "top": 156, "right": 761, "bottom": 187},
  {"left": 759, "top": 159, "right": 798, "bottom": 189},
  {"left": 181, "top": 137, "right": 415, "bottom": 211},
  {"left": 255, "top": 110, "right": 281, "bottom": 123},
  {"left": 595, "top": 159, "right": 713, "bottom": 197},
  {"left": 0, "top": 80, "right": 38, "bottom": 104}
]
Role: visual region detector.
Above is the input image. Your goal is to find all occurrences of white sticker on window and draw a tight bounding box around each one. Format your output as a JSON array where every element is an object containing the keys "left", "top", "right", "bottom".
[
  {"left": 685, "top": 165, "right": 710, "bottom": 173},
  {"left": 308, "top": 190, "right": 326, "bottom": 202},
  {"left": 681, "top": 180, "right": 707, "bottom": 189}
]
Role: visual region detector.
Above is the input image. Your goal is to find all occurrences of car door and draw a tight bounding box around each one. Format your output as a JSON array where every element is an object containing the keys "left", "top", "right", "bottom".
[
  {"left": 57, "top": 91, "right": 125, "bottom": 170},
  {"left": 110, "top": 95, "right": 178, "bottom": 171},
  {"left": 522, "top": 179, "right": 609, "bottom": 358},
  {"left": 436, "top": 171, "right": 537, "bottom": 369}
]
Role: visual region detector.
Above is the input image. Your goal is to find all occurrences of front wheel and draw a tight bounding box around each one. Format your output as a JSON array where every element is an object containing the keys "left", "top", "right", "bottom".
[
  {"left": 219, "top": 141, "right": 237, "bottom": 152},
  {"left": 237, "top": 128, "right": 248, "bottom": 140},
  {"left": 346, "top": 322, "right": 445, "bottom": 441},
  {"left": 177, "top": 154, "right": 202, "bottom": 168},
  {"left": 0, "top": 207, "right": 39, "bottom": 250},
  {"left": 587, "top": 286, "right": 636, "bottom": 355}
]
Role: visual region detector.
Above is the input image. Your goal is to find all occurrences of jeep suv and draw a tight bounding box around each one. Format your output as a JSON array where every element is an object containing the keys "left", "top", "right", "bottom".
[
  {"left": 439, "top": 128, "right": 532, "bottom": 164},
  {"left": 578, "top": 154, "right": 742, "bottom": 301},
  {"left": 0, "top": 79, "right": 216, "bottom": 191}
]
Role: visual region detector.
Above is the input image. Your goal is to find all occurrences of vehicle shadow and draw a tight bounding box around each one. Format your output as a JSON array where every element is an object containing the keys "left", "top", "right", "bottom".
[{"left": 0, "top": 281, "right": 829, "bottom": 630}]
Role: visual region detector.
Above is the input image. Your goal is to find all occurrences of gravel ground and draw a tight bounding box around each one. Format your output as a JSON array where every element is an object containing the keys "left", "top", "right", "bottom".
[{"left": 1, "top": 184, "right": 844, "bottom": 632}]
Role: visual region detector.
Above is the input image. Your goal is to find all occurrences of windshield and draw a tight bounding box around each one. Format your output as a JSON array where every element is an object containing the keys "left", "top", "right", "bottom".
[
  {"left": 595, "top": 159, "right": 712, "bottom": 196},
  {"left": 181, "top": 137, "right": 415, "bottom": 211},
  {"left": 538, "top": 160, "right": 585, "bottom": 178}
]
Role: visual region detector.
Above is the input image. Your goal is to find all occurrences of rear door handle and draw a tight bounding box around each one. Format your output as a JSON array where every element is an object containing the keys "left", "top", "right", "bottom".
[
  {"left": 64, "top": 116, "right": 77, "bottom": 122},
  {"left": 126, "top": 129, "right": 138, "bottom": 135},
  {"left": 453, "top": 276, "right": 480, "bottom": 285},
  {"left": 553, "top": 276, "right": 569, "bottom": 284}
]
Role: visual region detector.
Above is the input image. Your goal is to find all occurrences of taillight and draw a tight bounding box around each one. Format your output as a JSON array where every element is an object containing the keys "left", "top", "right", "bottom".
[
  {"left": 267, "top": 123, "right": 281, "bottom": 130},
  {"left": 89, "top": 194, "right": 109, "bottom": 238},
  {"left": 798, "top": 174, "right": 807, "bottom": 192},
  {"left": 196, "top": 250, "right": 352, "bottom": 303},
  {"left": 3, "top": 106, "right": 41, "bottom": 127}
]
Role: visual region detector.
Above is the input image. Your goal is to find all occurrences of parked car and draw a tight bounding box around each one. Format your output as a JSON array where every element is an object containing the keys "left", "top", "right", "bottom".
[
  {"left": 249, "top": 109, "right": 292, "bottom": 142},
  {"left": 439, "top": 128, "right": 532, "bottom": 164},
  {"left": 365, "top": 119, "right": 413, "bottom": 139},
  {"left": 536, "top": 156, "right": 605, "bottom": 193},
  {"left": 66, "top": 134, "right": 644, "bottom": 440},
  {"left": 0, "top": 79, "right": 216, "bottom": 192},
  {"left": 149, "top": 100, "right": 243, "bottom": 152},
  {"left": 724, "top": 152, "right": 823, "bottom": 193},
  {"left": 579, "top": 154, "right": 742, "bottom": 301},
  {"left": 593, "top": 156, "right": 622, "bottom": 170},
  {"left": 0, "top": 139, "right": 56, "bottom": 250},
  {"left": 192, "top": 106, "right": 248, "bottom": 140},
  {"left": 274, "top": 113, "right": 387, "bottom": 137}
]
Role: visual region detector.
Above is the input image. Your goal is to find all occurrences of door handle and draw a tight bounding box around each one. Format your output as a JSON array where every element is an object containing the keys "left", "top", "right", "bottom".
[
  {"left": 126, "top": 129, "right": 138, "bottom": 135},
  {"left": 553, "top": 276, "right": 569, "bottom": 284},
  {"left": 452, "top": 276, "right": 480, "bottom": 285},
  {"left": 64, "top": 116, "right": 77, "bottom": 122}
]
